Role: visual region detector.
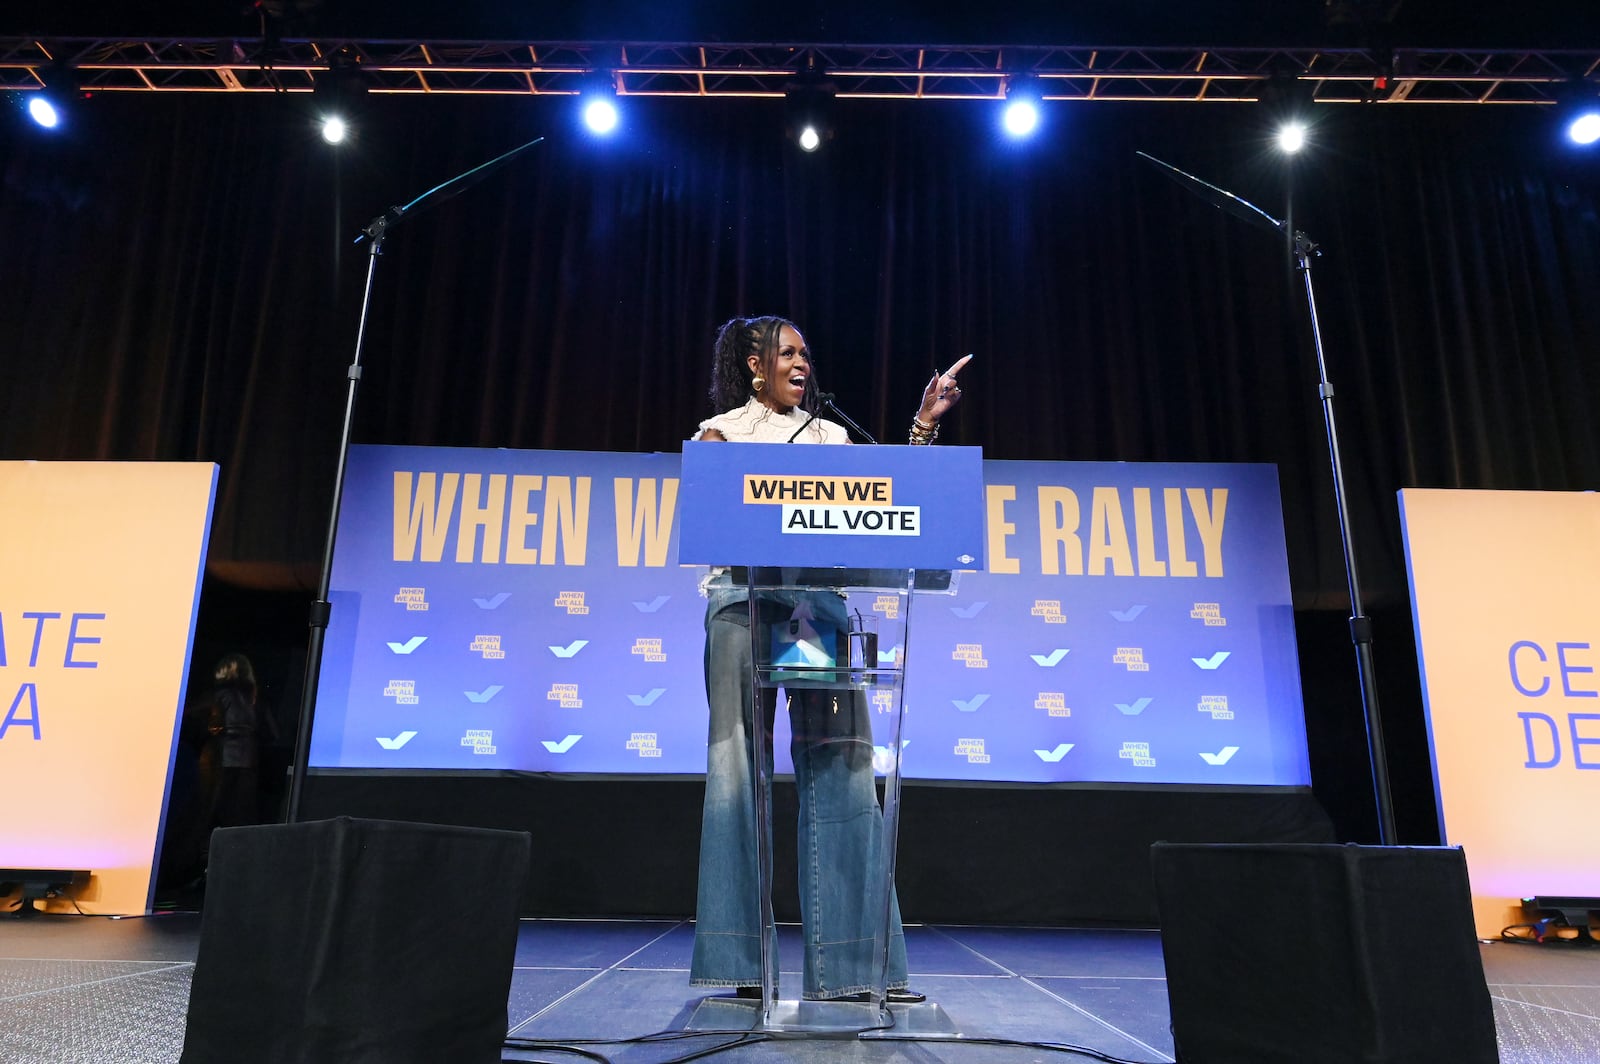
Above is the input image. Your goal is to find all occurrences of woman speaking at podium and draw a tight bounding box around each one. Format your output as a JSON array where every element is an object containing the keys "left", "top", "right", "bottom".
[{"left": 689, "top": 315, "right": 967, "bottom": 1002}]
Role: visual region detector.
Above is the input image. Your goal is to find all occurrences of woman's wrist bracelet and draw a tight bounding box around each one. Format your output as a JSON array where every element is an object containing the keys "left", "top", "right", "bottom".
[{"left": 908, "top": 415, "right": 939, "bottom": 445}]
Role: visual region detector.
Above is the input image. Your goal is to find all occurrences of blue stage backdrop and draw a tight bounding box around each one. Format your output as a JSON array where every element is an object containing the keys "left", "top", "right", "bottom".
[{"left": 309, "top": 445, "right": 1310, "bottom": 787}]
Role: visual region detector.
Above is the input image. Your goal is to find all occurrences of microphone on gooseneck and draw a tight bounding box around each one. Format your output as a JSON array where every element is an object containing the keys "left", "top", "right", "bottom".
[
  {"left": 822, "top": 394, "right": 878, "bottom": 445},
  {"left": 786, "top": 392, "right": 835, "bottom": 442}
]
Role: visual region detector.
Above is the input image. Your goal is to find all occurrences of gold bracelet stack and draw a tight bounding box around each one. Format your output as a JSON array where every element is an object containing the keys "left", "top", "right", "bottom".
[{"left": 908, "top": 415, "right": 939, "bottom": 445}]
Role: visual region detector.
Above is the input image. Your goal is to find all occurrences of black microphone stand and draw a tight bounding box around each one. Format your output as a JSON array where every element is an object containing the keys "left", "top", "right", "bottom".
[
  {"left": 284, "top": 137, "right": 545, "bottom": 824},
  {"left": 824, "top": 395, "right": 878, "bottom": 445},
  {"left": 785, "top": 394, "right": 829, "bottom": 442},
  {"left": 1136, "top": 151, "right": 1398, "bottom": 846},
  {"left": 785, "top": 392, "right": 879, "bottom": 444}
]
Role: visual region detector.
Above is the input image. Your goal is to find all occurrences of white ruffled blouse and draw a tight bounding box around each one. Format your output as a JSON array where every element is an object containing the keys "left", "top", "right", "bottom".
[{"left": 694, "top": 398, "right": 849, "bottom": 445}]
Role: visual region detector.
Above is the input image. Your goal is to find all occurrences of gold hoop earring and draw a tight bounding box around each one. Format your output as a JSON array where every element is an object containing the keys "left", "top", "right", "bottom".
[{"left": 751, "top": 376, "right": 766, "bottom": 393}]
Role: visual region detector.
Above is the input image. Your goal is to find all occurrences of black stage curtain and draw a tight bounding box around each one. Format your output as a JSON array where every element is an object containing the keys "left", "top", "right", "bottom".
[
  {"left": 5, "top": 91, "right": 1598, "bottom": 845},
  {"left": 5, "top": 93, "right": 1596, "bottom": 595}
]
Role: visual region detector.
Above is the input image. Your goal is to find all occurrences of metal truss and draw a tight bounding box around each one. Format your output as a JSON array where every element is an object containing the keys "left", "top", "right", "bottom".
[{"left": 3, "top": 37, "right": 1598, "bottom": 105}]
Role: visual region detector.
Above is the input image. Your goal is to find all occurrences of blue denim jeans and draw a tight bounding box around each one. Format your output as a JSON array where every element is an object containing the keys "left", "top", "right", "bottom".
[{"left": 690, "top": 594, "right": 909, "bottom": 999}]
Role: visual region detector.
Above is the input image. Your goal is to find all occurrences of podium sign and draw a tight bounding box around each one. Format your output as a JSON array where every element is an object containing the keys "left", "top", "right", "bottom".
[{"left": 679, "top": 442, "right": 984, "bottom": 569}]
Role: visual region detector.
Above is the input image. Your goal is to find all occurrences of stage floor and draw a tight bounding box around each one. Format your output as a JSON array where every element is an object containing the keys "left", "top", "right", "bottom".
[{"left": 1, "top": 914, "right": 1597, "bottom": 1062}]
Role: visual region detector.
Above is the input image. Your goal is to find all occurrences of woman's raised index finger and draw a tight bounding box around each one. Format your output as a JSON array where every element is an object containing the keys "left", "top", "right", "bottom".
[{"left": 945, "top": 353, "right": 974, "bottom": 377}]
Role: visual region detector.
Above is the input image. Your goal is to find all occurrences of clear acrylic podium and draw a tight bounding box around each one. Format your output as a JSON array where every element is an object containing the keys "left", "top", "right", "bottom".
[{"left": 678, "top": 443, "right": 984, "bottom": 1036}]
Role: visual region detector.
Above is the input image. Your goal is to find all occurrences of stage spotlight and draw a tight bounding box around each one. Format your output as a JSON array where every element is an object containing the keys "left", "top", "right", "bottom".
[
  {"left": 784, "top": 56, "right": 835, "bottom": 153},
  {"left": 1571, "top": 111, "right": 1600, "bottom": 146},
  {"left": 311, "top": 53, "right": 366, "bottom": 145},
  {"left": 21, "top": 62, "right": 78, "bottom": 132},
  {"left": 27, "top": 93, "right": 61, "bottom": 129},
  {"left": 576, "top": 68, "right": 622, "bottom": 137},
  {"left": 1258, "top": 71, "right": 1316, "bottom": 152},
  {"left": 1001, "top": 75, "right": 1043, "bottom": 139},
  {"left": 582, "top": 94, "right": 619, "bottom": 135},
  {"left": 1003, "top": 99, "right": 1039, "bottom": 137},
  {"left": 1551, "top": 80, "right": 1600, "bottom": 148}
]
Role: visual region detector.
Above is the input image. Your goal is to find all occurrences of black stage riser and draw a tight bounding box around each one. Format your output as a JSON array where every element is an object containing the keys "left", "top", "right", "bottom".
[{"left": 301, "top": 775, "right": 1331, "bottom": 924}]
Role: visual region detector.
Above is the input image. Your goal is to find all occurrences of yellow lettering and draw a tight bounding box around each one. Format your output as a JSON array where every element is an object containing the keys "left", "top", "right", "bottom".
[
  {"left": 985, "top": 485, "right": 1021, "bottom": 575},
  {"left": 393, "top": 471, "right": 459, "bottom": 562},
  {"left": 1187, "top": 487, "right": 1227, "bottom": 577},
  {"left": 1087, "top": 487, "right": 1134, "bottom": 576},
  {"left": 454, "top": 474, "right": 506, "bottom": 563},
  {"left": 540, "top": 476, "right": 591, "bottom": 566},
  {"left": 615, "top": 477, "right": 679, "bottom": 567},
  {"left": 507, "top": 474, "right": 542, "bottom": 565},
  {"left": 1036, "top": 486, "right": 1083, "bottom": 576},
  {"left": 1132, "top": 487, "right": 1166, "bottom": 577},
  {"left": 1164, "top": 488, "right": 1197, "bottom": 577}
]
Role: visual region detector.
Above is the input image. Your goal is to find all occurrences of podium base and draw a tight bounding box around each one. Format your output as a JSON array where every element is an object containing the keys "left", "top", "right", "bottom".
[{"left": 684, "top": 996, "right": 960, "bottom": 1038}]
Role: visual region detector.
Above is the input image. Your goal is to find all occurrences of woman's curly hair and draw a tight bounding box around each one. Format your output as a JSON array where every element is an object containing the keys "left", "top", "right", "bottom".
[{"left": 707, "top": 316, "right": 822, "bottom": 415}]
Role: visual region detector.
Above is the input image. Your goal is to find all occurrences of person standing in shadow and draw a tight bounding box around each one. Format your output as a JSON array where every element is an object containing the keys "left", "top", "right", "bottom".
[
  {"left": 160, "top": 652, "right": 275, "bottom": 901},
  {"left": 198, "top": 652, "right": 274, "bottom": 833}
]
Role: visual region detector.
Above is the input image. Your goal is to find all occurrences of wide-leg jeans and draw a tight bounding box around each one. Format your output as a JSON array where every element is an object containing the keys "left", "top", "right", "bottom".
[{"left": 690, "top": 597, "right": 909, "bottom": 999}]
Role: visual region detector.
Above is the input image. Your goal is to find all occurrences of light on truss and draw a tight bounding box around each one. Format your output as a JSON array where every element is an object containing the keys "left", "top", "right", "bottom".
[
  {"left": 583, "top": 96, "right": 619, "bottom": 134},
  {"left": 312, "top": 55, "right": 366, "bottom": 146},
  {"left": 1567, "top": 110, "right": 1600, "bottom": 147},
  {"left": 1258, "top": 72, "right": 1316, "bottom": 154},
  {"left": 27, "top": 94, "right": 61, "bottom": 129},
  {"left": 785, "top": 58, "right": 836, "bottom": 154},
  {"left": 22, "top": 63, "right": 77, "bottom": 132},
  {"left": 579, "top": 70, "right": 622, "bottom": 136},
  {"left": 1554, "top": 78, "right": 1600, "bottom": 148},
  {"left": 1001, "top": 76, "right": 1042, "bottom": 139}
]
